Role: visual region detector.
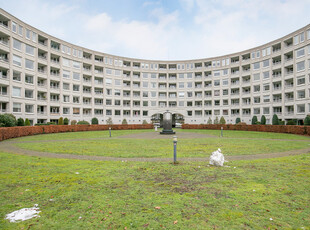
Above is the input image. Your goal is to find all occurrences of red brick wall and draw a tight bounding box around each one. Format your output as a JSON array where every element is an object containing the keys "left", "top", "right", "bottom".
[
  {"left": 0, "top": 124, "right": 153, "bottom": 141},
  {"left": 182, "top": 124, "right": 310, "bottom": 136}
]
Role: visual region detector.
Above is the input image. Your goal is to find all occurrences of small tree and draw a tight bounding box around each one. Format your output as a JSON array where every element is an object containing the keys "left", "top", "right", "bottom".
[
  {"left": 142, "top": 120, "right": 148, "bottom": 125},
  {"left": 272, "top": 114, "right": 279, "bottom": 125},
  {"left": 235, "top": 117, "right": 241, "bottom": 124},
  {"left": 25, "top": 118, "right": 31, "bottom": 126},
  {"left": 71, "top": 120, "right": 77, "bottom": 125},
  {"left": 207, "top": 117, "right": 212, "bottom": 124},
  {"left": 304, "top": 115, "right": 310, "bottom": 126},
  {"left": 122, "top": 119, "right": 128, "bottom": 125},
  {"left": 91, "top": 117, "right": 99, "bottom": 125},
  {"left": 17, "top": 118, "right": 25, "bottom": 126},
  {"left": 58, "top": 117, "right": 64, "bottom": 125},
  {"left": 106, "top": 117, "right": 113, "bottom": 125},
  {"left": 64, "top": 118, "right": 69, "bottom": 125},
  {"left": 214, "top": 117, "right": 219, "bottom": 124},
  {"left": 0, "top": 114, "right": 17, "bottom": 127},
  {"left": 251, "top": 116, "right": 258, "bottom": 125},
  {"left": 219, "top": 116, "right": 226, "bottom": 124},
  {"left": 77, "top": 120, "right": 90, "bottom": 125},
  {"left": 261, "top": 115, "right": 266, "bottom": 125},
  {"left": 286, "top": 120, "right": 296, "bottom": 125}
]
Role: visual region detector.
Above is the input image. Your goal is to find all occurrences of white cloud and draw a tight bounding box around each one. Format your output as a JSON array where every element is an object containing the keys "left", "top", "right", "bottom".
[{"left": 1, "top": 0, "right": 309, "bottom": 60}]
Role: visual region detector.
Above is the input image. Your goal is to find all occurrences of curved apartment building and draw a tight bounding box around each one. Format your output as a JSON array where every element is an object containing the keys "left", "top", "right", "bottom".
[{"left": 0, "top": 9, "right": 309, "bottom": 125}]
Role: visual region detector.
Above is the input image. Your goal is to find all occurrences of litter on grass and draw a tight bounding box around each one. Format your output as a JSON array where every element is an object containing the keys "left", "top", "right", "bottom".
[
  {"left": 209, "top": 148, "right": 225, "bottom": 167},
  {"left": 5, "top": 204, "right": 40, "bottom": 223}
]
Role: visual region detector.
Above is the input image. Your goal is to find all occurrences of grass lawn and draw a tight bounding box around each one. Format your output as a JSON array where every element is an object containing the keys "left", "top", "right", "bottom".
[
  {"left": 0, "top": 152, "right": 309, "bottom": 229},
  {"left": 13, "top": 130, "right": 310, "bottom": 158}
]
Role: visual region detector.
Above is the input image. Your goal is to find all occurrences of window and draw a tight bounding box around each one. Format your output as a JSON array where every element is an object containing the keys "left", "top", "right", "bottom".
[
  {"left": 115, "top": 70, "right": 121, "bottom": 76},
  {"left": 62, "top": 45, "right": 71, "bottom": 55},
  {"left": 213, "top": 71, "right": 220, "bottom": 77},
  {"left": 13, "top": 71, "right": 21, "bottom": 81},
  {"left": 63, "top": 95, "right": 70, "bottom": 102},
  {"left": 25, "top": 59, "right": 34, "bottom": 70},
  {"left": 13, "top": 87, "right": 21, "bottom": 97},
  {"left": 223, "top": 69, "right": 228, "bottom": 75},
  {"left": 179, "top": 92, "right": 185, "bottom": 97},
  {"left": 253, "top": 62, "right": 260, "bottom": 70},
  {"left": 63, "top": 70, "right": 70, "bottom": 79},
  {"left": 106, "top": 89, "right": 112, "bottom": 95},
  {"left": 253, "top": 73, "right": 260, "bottom": 81},
  {"left": 13, "top": 55, "right": 22, "bottom": 67},
  {"left": 62, "top": 58, "right": 70, "bottom": 67},
  {"left": 26, "top": 29, "right": 31, "bottom": 39},
  {"left": 263, "top": 107, "right": 270, "bottom": 114},
  {"left": 187, "top": 82, "right": 192, "bottom": 88},
  {"left": 263, "top": 84, "right": 270, "bottom": 91},
  {"left": 63, "top": 107, "right": 70, "bottom": 114},
  {"left": 25, "top": 74, "right": 33, "bottom": 84},
  {"left": 114, "top": 89, "right": 121, "bottom": 96},
  {"left": 115, "top": 79, "right": 121, "bottom": 86},
  {"left": 73, "top": 96, "right": 80, "bottom": 103},
  {"left": 297, "top": 90, "right": 305, "bottom": 99},
  {"left": 297, "top": 76, "right": 305, "bottom": 85},
  {"left": 73, "top": 108, "right": 80, "bottom": 114},
  {"left": 300, "top": 32, "right": 305, "bottom": 42},
  {"left": 143, "top": 92, "right": 148, "bottom": 97},
  {"left": 25, "top": 104, "right": 33, "bottom": 113},
  {"left": 143, "top": 72, "right": 148, "bottom": 78},
  {"left": 262, "top": 59, "right": 269, "bottom": 68},
  {"left": 256, "top": 51, "right": 260, "bottom": 58},
  {"left": 296, "top": 61, "right": 305, "bottom": 72},
  {"left": 263, "top": 95, "right": 270, "bottom": 102},
  {"left": 297, "top": 104, "right": 305, "bottom": 113},
  {"left": 73, "top": 85, "right": 80, "bottom": 91},
  {"left": 179, "top": 82, "right": 184, "bottom": 88},
  {"left": 151, "top": 73, "right": 157, "bottom": 79},
  {"left": 25, "top": 44, "right": 35, "bottom": 56},
  {"left": 32, "top": 32, "right": 37, "bottom": 42},
  {"left": 214, "top": 80, "right": 220, "bottom": 86},
  {"left": 296, "top": 47, "right": 305, "bottom": 58},
  {"left": 254, "top": 85, "right": 260, "bottom": 92},
  {"left": 13, "top": 39, "right": 22, "bottom": 50},
  {"left": 106, "top": 78, "right": 112, "bottom": 85},
  {"left": 13, "top": 103, "right": 21, "bottom": 112},
  {"left": 18, "top": 25, "right": 23, "bottom": 36},
  {"left": 12, "top": 21, "right": 17, "bottom": 32},
  {"left": 294, "top": 35, "right": 299, "bottom": 45},
  {"left": 142, "top": 81, "right": 148, "bottom": 88},
  {"left": 222, "top": 79, "right": 228, "bottom": 85},
  {"left": 63, "top": 83, "right": 70, "bottom": 90},
  {"left": 106, "top": 99, "right": 112, "bottom": 105},
  {"left": 187, "top": 73, "right": 192, "bottom": 79},
  {"left": 263, "top": 71, "right": 270, "bottom": 79},
  {"left": 178, "top": 73, "right": 184, "bottom": 79},
  {"left": 73, "top": 72, "right": 80, "bottom": 80},
  {"left": 106, "top": 68, "right": 112, "bottom": 75},
  {"left": 72, "top": 61, "right": 81, "bottom": 69}
]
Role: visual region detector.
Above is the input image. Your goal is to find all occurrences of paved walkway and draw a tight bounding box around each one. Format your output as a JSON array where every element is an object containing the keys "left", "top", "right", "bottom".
[{"left": 1, "top": 132, "right": 309, "bottom": 162}]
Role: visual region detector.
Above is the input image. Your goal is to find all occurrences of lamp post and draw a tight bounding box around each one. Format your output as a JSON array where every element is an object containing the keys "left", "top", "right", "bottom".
[
  {"left": 173, "top": 136, "right": 177, "bottom": 163},
  {"left": 109, "top": 127, "right": 111, "bottom": 137},
  {"left": 221, "top": 127, "right": 223, "bottom": 137}
]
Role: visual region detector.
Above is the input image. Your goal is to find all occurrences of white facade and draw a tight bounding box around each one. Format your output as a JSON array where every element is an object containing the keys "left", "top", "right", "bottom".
[{"left": 0, "top": 9, "right": 309, "bottom": 125}]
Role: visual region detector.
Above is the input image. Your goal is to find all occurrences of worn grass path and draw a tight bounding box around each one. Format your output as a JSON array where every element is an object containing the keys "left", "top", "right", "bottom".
[{"left": 1, "top": 131, "right": 309, "bottom": 162}]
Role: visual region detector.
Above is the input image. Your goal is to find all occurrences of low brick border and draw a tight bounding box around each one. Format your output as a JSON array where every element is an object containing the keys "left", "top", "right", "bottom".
[
  {"left": 182, "top": 124, "right": 310, "bottom": 136},
  {"left": 0, "top": 124, "right": 153, "bottom": 141}
]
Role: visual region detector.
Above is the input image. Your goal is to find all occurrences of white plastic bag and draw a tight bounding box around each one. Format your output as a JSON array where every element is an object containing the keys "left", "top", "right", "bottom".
[
  {"left": 209, "top": 148, "right": 225, "bottom": 166},
  {"left": 5, "top": 204, "right": 40, "bottom": 222}
]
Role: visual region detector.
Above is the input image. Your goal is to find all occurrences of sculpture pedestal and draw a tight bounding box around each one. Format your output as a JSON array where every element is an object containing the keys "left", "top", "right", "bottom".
[
  {"left": 160, "top": 111, "right": 175, "bottom": 135},
  {"left": 160, "top": 129, "right": 175, "bottom": 135}
]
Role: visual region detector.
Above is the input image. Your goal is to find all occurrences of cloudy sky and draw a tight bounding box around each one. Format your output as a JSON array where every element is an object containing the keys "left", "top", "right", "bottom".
[{"left": 1, "top": 0, "right": 309, "bottom": 60}]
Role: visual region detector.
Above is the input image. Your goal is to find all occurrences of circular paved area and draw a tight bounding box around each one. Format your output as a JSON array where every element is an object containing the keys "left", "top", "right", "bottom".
[{"left": 0, "top": 131, "right": 309, "bottom": 162}]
